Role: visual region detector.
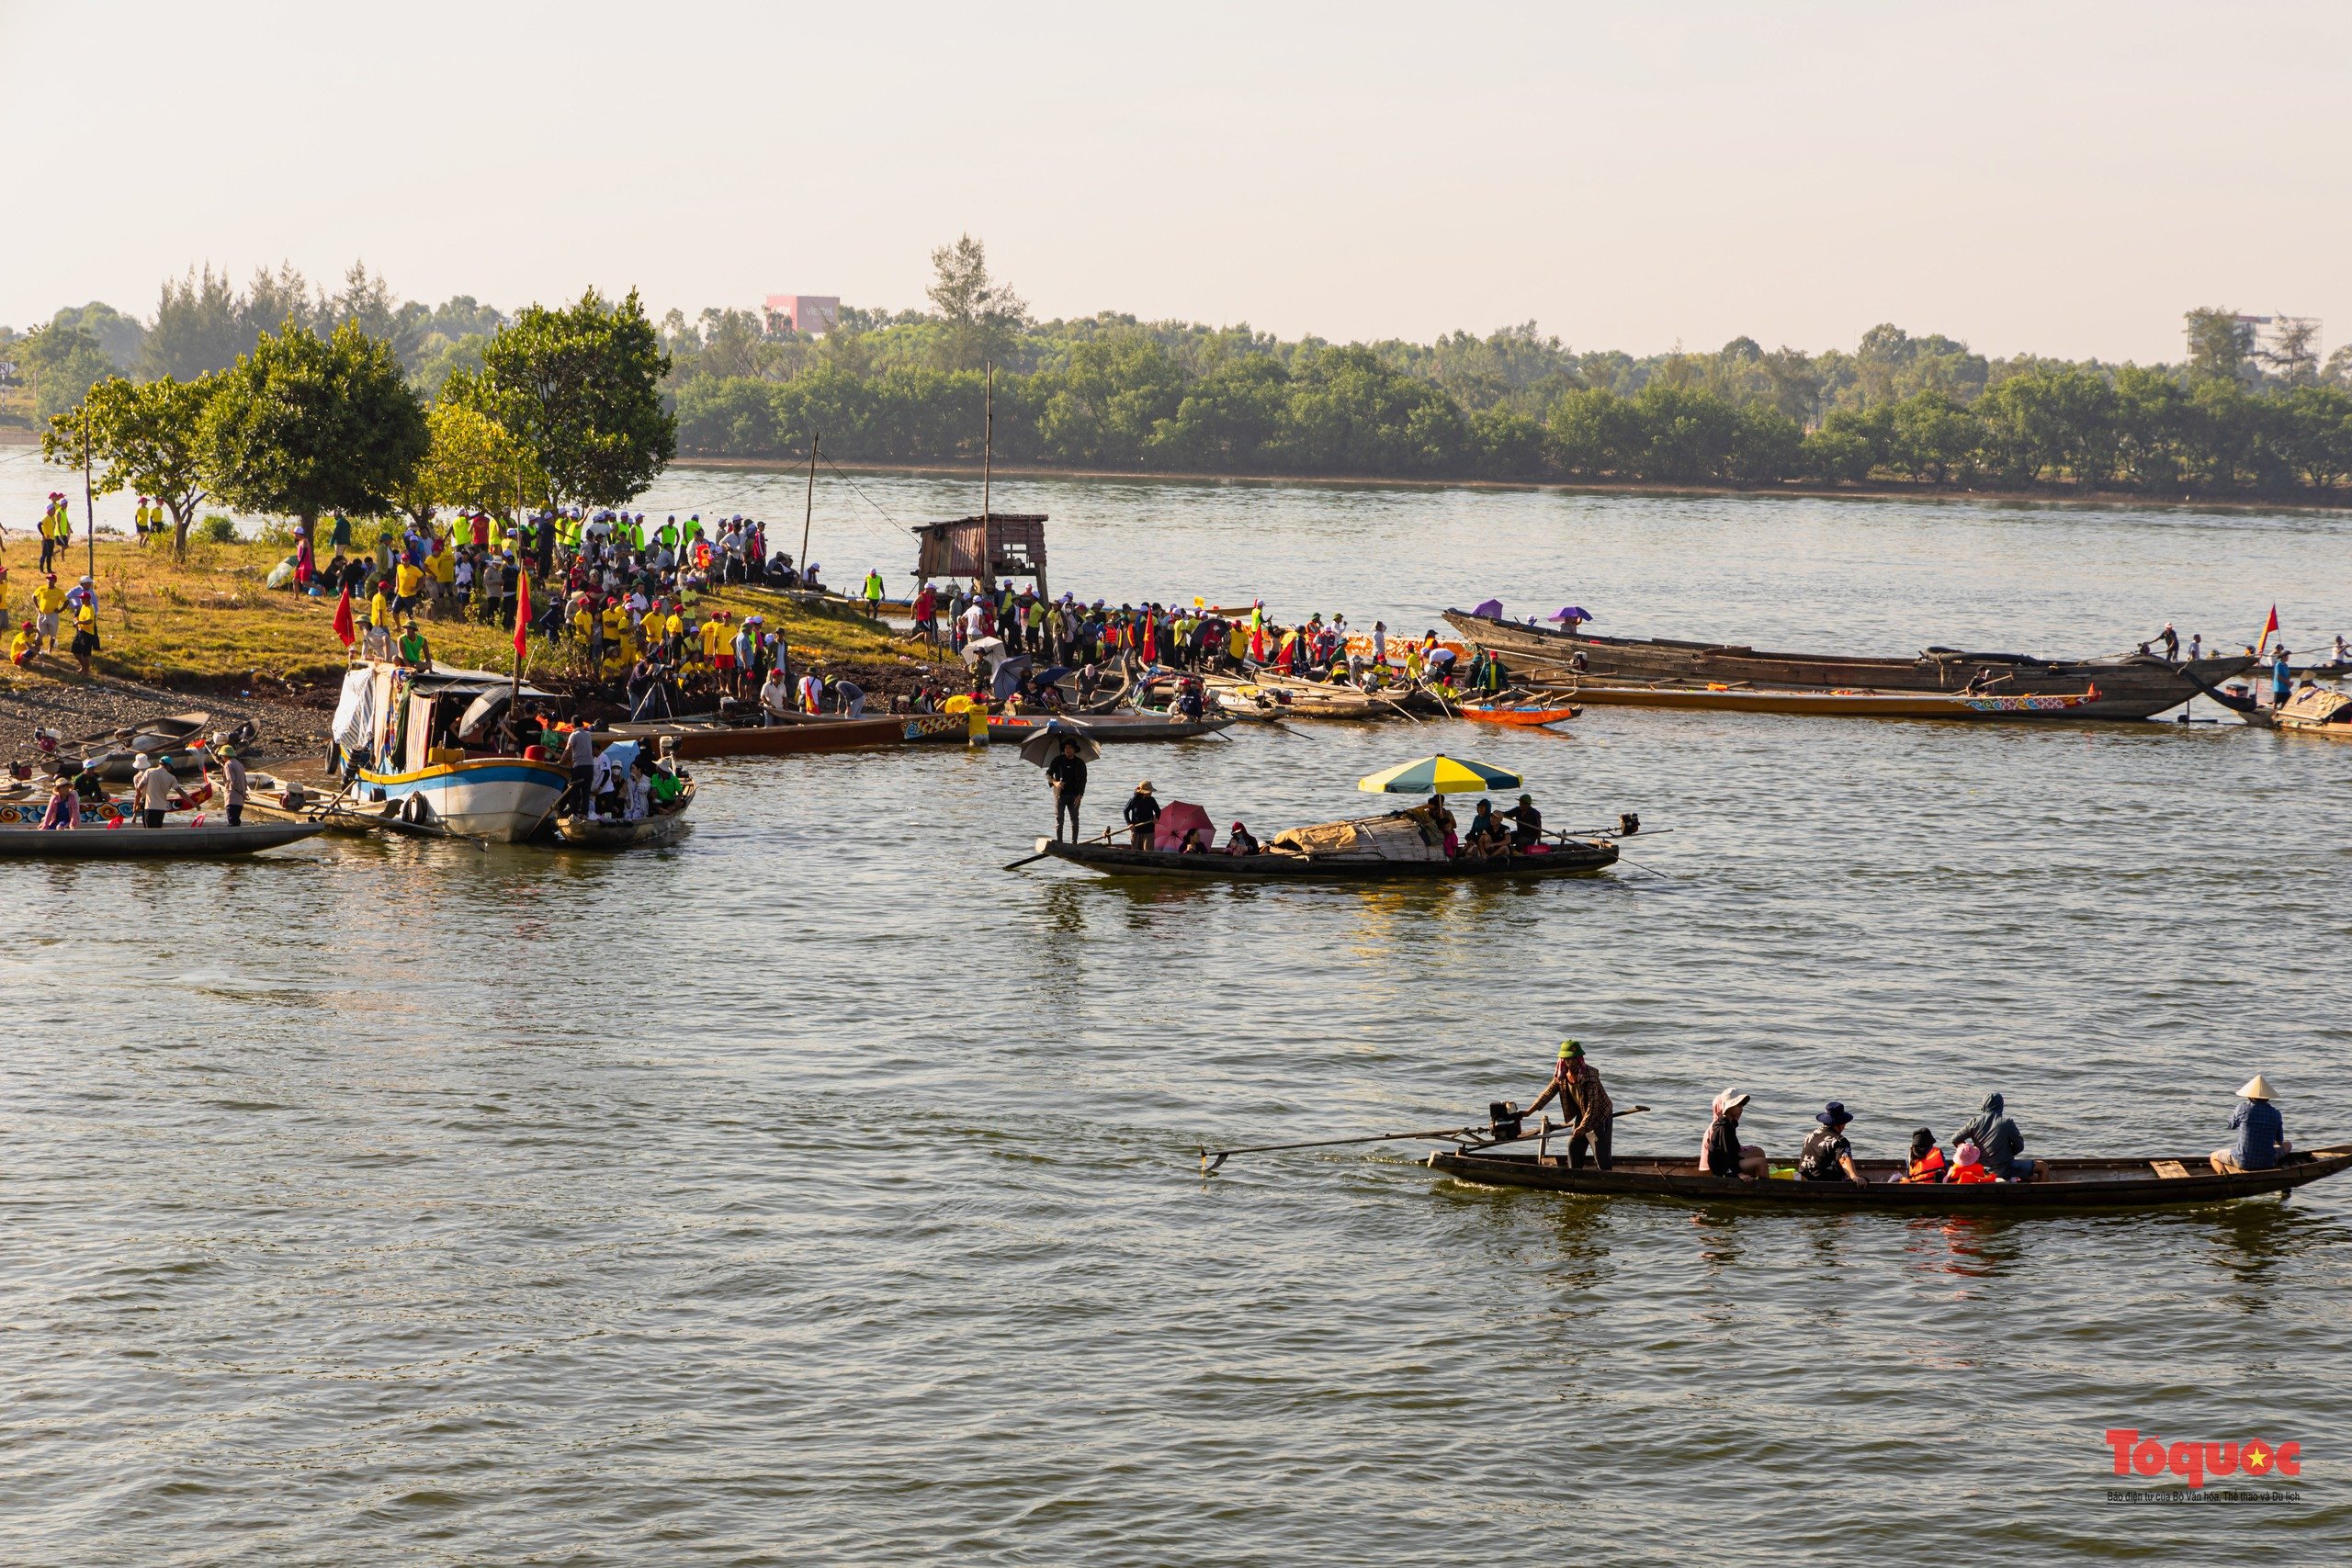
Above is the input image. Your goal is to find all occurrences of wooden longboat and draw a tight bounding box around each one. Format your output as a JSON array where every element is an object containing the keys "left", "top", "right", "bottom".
[
  {"left": 0, "top": 821, "right": 327, "bottom": 859},
  {"left": 604, "top": 716, "right": 908, "bottom": 758},
  {"left": 987, "top": 712, "right": 1234, "bottom": 744},
  {"left": 1443, "top": 609, "right": 2256, "bottom": 721},
  {"left": 1529, "top": 683, "right": 2101, "bottom": 719},
  {"left": 1428, "top": 1145, "right": 2352, "bottom": 1211},
  {"left": 1035, "top": 837, "right": 1619, "bottom": 882},
  {"left": 2266, "top": 686, "right": 2352, "bottom": 739}
]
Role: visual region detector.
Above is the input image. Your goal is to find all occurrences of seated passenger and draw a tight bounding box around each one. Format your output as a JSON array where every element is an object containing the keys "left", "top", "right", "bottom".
[
  {"left": 1897, "top": 1127, "right": 1948, "bottom": 1183},
  {"left": 1953, "top": 1093, "right": 2040, "bottom": 1182},
  {"left": 1700, "top": 1089, "right": 1768, "bottom": 1179},
  {"left": 1796, "top": 1101, "right": 1864, "bottom": 1183},
  {"left": 1464, "top": 798, "right": 1509, "bottom": 859},
  {"left": 1945, "top": 1141, "right": 1997, "bottom": 1184},
  {"left": 1504, "top": 793, "right": 1544, "bottom": 851},
  {"left": 2211, "top": 1075, "right": 2290, "bottom": 1174},
  {"left": 1227, "top": 821, "right": 1261, "bottom": 855}
]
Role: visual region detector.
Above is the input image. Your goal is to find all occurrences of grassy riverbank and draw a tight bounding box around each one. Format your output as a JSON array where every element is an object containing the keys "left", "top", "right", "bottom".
[{"left": 1, "top": 536, "right": 921, "bottom": 690}]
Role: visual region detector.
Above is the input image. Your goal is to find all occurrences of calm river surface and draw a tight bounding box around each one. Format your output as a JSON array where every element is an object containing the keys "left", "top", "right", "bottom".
[{"left": 4, "top": 452, "right": 2350, "bottom": 1564}]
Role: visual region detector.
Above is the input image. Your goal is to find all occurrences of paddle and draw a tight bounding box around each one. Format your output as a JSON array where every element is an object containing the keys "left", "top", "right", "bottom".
[{"left": 1201, "top": 1105, "right": 1649, "bottom": 1174}]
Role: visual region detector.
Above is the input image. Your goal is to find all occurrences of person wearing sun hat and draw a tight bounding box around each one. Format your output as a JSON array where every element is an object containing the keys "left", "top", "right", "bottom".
[
  {"left": 1796, "top": 1100, "right": 1864, "bottom": 1183},
  {"left": 1526, "top": 1040, "right": 1614, "bottom": 1169},
  {"left": 2212, "top": 1075, "right": 2290, "bottom": 1175},
  {"left": 1701, "top": 1089, "right": 1767, "bottom": 1179},
  {"left": 1123, "top": 779, "right": 1160, "bottom": 848}
]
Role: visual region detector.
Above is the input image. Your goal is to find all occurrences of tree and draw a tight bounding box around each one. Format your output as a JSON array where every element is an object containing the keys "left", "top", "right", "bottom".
[
  {"left": 42, "top": 373, "right": 220, "bottom": 555},
  {"left": 2183, "top": 308, "right": 2256, "bottom": 385},
  {"left": 925, "top": 234, "right": 1030, "bottom": 371},
  {"left": 200, "top": 321, "right": 429, "bottom": 546},
  {"left": 459, "top": 288, "right": 674, "bottom": 508},
  {"left": 19, "top": 322, "right": 117, "bottom": 421},
  {"left": 1887, "top": 391, "right": 1981, "bottom": 484},
  {"left": 2260, "top": 317, "right": 2321, "bottom": 386},
  {"left": 396, "top": 402, "right": 548, "bottom": 525},
  {"left": 2271, "top": 385, "right": 2352, "bottom": 491},
  {"left": 48, "top": 302, "right": 146, "bottom": 370},
  {"left": 146, "top": 265, "right": 250, "bottom": 378}
]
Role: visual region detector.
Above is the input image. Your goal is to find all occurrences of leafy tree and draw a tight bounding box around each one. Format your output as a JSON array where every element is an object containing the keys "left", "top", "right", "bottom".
[
  {"left": 42, "top": 373, "right": 220, "bottom": 555},
  {"left": 1798, "top": 426, "right": 1875, "bottom": 483},
  {"left": 459, "top": 288, "right": 674, "bottom": 508},
  {"left": 1036, "top": 334, "right": 1184, "bottom": 467},
  {"left": 1149, "top": 355, "right": 1289, "bottom": 470},
  {"left": 397, "top": 402, "right": 548, "bottom": 524},
  {"left": 2271, "top": 385, "right": 2352, "bottom": 491},
  {"left": 199, "top": 321, "right": 429, "bottom": 545},
  {"left": 925, "top": 234, "right": 1030, "bottom": 371},
  {"left": 2183, "top": 308, "right": 2256, "bottom": 385},
  {"left": 48, "top": 302, "right": 146, "bottom": 370},
  {"left": 146, "top": 265, "right": 250, "bottom": 378},
  {"left": 1887, "top": 392, "right": 1981, "bottom": 484},
  {"left": 20, "top": 322, "right": 117, "bottom": 421},
  {"left": 1282, "top": 345, "right": 1464, "bottom": 475},
  {"left": 1546, "top": 389, "right": 1642, "bottom": 477}
]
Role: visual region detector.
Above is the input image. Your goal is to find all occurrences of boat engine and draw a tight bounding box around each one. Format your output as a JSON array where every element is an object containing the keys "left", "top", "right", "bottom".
[
  {"left": 1487, "top": 1101, "right": 1524, "bottom": 1142},
  {"left": 1617, "top": 812, "right": 1640, "bottom": 838}
]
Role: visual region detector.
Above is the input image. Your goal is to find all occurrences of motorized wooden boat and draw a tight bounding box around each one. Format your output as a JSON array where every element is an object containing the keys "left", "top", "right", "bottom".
[
  {"left": 988, "top": 712, "right": 1234, "bottom": 744},
  {"left": 353, "top": 756, "right": 571, "bottom": 841},
  {"left": 2264, "top": 685, "right": 2352, "bottom": 739},
  {"left": 605, "top": 716, "right": 909, "bottom": 757},
  {"left": 0, "top": 820, "right": 327, "bottom": 859},
  {"left": 1529, "top": 682, "right": 2103, "bottom": 719},
  {"left": 1444, "top": 609, "right": 2256, "bottom": 721},
  {"left": 1033, "top": 832, "right": 1619, "bottom": 882},
  {"left": 1461, "top": 702, "right": 1582, "bottom": 727},
  {"left": 1202, "top": 674, "right": 1435, "bottom": 722},
  {"left": 555, "top": 782, "right": 696, "bottom": 848},
  {"left": 764, "top": 709, "right": 974, "bottom": 743},
  {"left": 1428, "top": 1144, "right": 2352, "bottom": 1211}
]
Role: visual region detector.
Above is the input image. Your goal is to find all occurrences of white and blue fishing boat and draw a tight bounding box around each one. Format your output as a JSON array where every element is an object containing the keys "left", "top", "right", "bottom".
[{"left": 334, "top": 661, "right": 569, "bottom": 841}]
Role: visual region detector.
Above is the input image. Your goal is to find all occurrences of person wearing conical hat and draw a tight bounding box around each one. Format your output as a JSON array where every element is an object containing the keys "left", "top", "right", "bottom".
[{"left": 2211, "top": 1075, "right": 2290, "bottom": 1175}]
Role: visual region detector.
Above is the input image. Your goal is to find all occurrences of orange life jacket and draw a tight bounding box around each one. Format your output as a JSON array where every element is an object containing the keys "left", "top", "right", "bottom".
[
  {"left": 1906, "top": 1149, "right": 1948, "bottom": 1183},
  {"left": 1948, "top": 1161, "right": 1996, "bottom": 1184}
]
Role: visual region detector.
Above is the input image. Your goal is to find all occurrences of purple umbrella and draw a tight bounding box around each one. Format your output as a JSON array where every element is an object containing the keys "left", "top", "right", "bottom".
[
  {"left": 1470, "top": 599, "right": 1504, "bottom": 618},
  {"left": 1550, "top": 606, "right": 1591, "bottom": 623}
]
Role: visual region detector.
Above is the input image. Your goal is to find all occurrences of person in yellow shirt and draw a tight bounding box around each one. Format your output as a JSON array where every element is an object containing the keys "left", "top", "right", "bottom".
[
  {"left": 9, "top": 621, "right": 38, "bottom": 667},
  {"left": 392, "top": 558, "right": 424, "bottom": 614},
  {"left": 34, "top": 574, "right": 68, "bottom": 652},
  {"left": 699, "top": 613, "right": 727, "bottom": 665},
  {"left": 369, "top": 582, "right": 391, "bottom": 631},
  {"left": 71, "top": 600, "right": 99, "bottom": 675}
]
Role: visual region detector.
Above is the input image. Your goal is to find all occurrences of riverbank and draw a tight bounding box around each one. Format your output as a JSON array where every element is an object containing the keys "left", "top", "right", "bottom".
[{"left": 0, "top": 537, "right": 942, "bottom": 707}]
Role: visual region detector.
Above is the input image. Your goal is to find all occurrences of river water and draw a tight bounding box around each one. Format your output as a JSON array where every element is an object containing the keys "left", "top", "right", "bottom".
[{"left": 4, "top": 449, "right": 2350, "bottom": 1564}]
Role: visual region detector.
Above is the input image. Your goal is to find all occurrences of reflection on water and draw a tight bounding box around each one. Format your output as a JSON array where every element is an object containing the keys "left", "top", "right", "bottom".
[{"left": 4, "top": 471, "right": 2350, "bottom": 1562}]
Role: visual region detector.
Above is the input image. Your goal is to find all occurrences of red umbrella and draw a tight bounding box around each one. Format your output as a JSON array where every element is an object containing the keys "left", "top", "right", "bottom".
[{"left": 1151, "top": 800, "right": 1215, "bottom": 851}]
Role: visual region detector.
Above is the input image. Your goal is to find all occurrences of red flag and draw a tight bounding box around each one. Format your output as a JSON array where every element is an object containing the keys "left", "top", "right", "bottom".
[
  {"left": 514, "top": 570, "right": 532, "bottom": 660},
  {"left": 2257, "top": 604, "right": 2279, "bottom": 653},
  {"left": 333, "top": 584, "right": 356, "bottom": 648}
]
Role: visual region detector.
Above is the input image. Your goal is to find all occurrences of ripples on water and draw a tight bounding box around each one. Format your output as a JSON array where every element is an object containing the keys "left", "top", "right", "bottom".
[{"left": 2, "top": 456, "right": 2348, "bottom": 1562}]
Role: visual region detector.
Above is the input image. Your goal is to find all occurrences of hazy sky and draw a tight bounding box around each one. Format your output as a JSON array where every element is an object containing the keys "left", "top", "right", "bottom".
[{"left": 7, "top": 1, "right": 2348, "bottom": 363}]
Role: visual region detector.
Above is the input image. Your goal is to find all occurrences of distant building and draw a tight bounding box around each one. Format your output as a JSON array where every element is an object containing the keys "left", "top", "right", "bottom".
[{"left": 763, "top": 294, "right": 841, "bottom": 335}]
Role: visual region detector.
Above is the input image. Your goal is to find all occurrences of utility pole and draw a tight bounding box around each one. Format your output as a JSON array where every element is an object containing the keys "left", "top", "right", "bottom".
[
  {"left": 979, "top": 362, "right": 994, "bottom": 592},
  {"left": 798, "top": 431, "right": 820, "bottom": 581},
  {"left": 82, "top": 414, "right": 96, "bottom": 582}
]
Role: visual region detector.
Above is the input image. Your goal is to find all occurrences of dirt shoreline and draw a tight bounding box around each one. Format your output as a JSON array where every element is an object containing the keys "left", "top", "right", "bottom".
[{"left": 0, "top": 669, "right": 336, "bottom": 772}]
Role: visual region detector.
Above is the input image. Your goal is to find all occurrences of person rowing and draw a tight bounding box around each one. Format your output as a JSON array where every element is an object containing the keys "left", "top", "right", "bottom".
[
  {"left": 1701, "top": 1089, "right": 1767, "bottom": 1179},
  {"left": 1524, "top": 1040, "right": 1612, "bottom": 1169}
]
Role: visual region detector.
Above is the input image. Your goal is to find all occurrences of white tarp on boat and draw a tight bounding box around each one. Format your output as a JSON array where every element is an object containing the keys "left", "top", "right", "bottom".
[
  {"left": 331, "top": 668, "right": 379, "bottom": 752},
  {"left": 1272, "top": 814, "right": 1442, "bottom": 862}
]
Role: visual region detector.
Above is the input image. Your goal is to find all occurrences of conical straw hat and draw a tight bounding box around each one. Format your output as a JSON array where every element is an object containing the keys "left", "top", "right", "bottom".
[{"left": 2237, "top": 1074, "right": 2277, "bottom": 1100}]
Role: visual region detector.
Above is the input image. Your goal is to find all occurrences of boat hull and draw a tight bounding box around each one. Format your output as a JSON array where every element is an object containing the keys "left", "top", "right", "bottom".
[
  {"left": 1429, "top": 1145, "right": 2352, "bottom": 1211},
  {"left": 355, "top": 758, "right": 570, "bottom": 841},
  {"left": 989, "top": 714, "right": 1234, "bottom": 743},
  {"left": 1444, "top": 610, "right": 2253, "bottom": 720},
  {"left": 605, "top": 717, "right": 908, "bottom": 757},
  {"left": 1040, "top": 839, "right": 1618, "bottom": 881},
  {"left": 0, "top": 821, "right": 326, "bottom": 859},
  {"left": 1540, "top": 684, "right": 2102, "bottom": 718}
]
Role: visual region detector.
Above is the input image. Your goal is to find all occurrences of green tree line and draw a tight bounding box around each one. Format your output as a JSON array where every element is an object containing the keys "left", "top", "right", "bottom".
[{"left": 13, "top": 241, "right": 2352, "bottom": 498}]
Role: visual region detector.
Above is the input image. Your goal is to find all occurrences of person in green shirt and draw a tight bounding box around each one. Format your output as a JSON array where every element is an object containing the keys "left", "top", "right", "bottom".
[
  {"left": 863, "top": 569, "right": 886, "bottom": 619},
  {"left": 397, "top": 620, "right": 432, "bottom": 670}
]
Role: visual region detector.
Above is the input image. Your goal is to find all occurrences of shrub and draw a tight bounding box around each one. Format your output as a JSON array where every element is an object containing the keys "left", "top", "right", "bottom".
[{"left": 200, "top": 514, "right": 238, "bottom": 543}]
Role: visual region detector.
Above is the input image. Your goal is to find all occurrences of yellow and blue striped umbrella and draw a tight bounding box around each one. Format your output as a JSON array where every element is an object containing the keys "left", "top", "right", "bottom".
[{"left": 1356, "top": 753, "right": 1523, "bottom": 795}]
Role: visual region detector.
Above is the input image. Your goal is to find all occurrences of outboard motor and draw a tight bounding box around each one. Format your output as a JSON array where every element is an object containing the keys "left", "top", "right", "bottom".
[
  {"left": 1488, "top": 1101, "right": 1525, "bottom": 1142},
  {"left": 1617, "top": 812, "right": 1640, "bottom": 838}
]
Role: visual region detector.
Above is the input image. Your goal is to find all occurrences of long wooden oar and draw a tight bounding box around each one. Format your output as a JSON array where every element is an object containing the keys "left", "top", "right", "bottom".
[{"left": 1201, "top": 1105, "right": 1648, "bottom": 1174}]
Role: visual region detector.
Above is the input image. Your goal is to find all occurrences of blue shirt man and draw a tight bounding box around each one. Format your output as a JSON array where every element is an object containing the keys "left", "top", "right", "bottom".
[{"left": 2218, "top": 1076, "right": 2287, "bottom": 1173}]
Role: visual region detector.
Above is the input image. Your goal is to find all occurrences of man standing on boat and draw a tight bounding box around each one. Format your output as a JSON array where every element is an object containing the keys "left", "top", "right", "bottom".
[
  {"left": 1526, "top": 1041, "right": 1613, "bottom": 1169},
  {"left": 1046, "top": 739, "right": 1087, "bottom": 842},
  {"left": 1123, "top": 781, "right": 1160, "bottom": 848}
]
